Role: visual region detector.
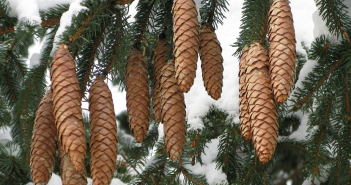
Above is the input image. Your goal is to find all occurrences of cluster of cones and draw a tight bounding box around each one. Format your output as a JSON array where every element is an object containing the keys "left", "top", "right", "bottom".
[
  {"left": 125, "top": 0, "right": 223, "bottom": 161},
  {"left": 30, "top": 44, "right": 118, "bottom": 185},
  {"left": 239, "top": 0, "right": 296, "bottom": 164}
]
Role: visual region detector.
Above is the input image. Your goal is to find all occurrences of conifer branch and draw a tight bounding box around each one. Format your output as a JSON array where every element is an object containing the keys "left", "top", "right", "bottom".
[
  {"left": 4, "top": 70, "right": 17, "bottom": 103},
  {"left": 168, "top": 168, "right": 181, "bottom": 185},
  {"left": 315, "top": 94, "right": 333, "bottom": 174},
  {"left": 327, "top": 0, "right": 350, "bottom": 43},
  {"left": 41, "top": 17, "right": 61, "bottom": 27},
  {"left": 80, "top": 23, "right": 105, "bottom": 95},
  {"left": 261, "top": 169, "right": 266, "bottom": 185},
  {"left": 346, "top": 69, "right": 350, "bottom": 120},
  {"left": 68, "top": 1, "right": 114, "bottom": 46},
  {"left": 0, "top": 26, "right": 14, "bottom": 34},
  {"left": 134, "top": 0, "right": 155, "bottom": 49},
  {"left": 207, "top": 0, "right": 216, "bottom": 25},
  {"left": 103, "top": 9, "right": 123, "bottom": 76},
  {"left": 242, "top": 165, "right": 256, "bottom": 185},
  {"left": 293, "top": 58, "right": 342, "bottom": 111},
  {"left": 25, "top": 116, "right": 29, "bottom": 165}
]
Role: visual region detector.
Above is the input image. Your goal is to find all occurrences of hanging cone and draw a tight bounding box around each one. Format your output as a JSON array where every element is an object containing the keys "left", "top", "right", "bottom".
[
  {"left": 245, "top": 43, "right": 279, "bottom": 164},
  {"left": 58, "top": 143, "right": 87, "bottom": 185},
  {"left": 126, "top": 49, "right": 150, "bottom": 143},
  {"left": 199, "top": 25, "right": 223, "bottom": 100},
  {"left": 172, "top": 0, "right": 199, "bottom": 92},
  {"left": 268, "top": 0, "right": 296, "bottom": 104},
  {"left": 238, "top": 48, "right": 251, "bottom": 140},
  {"left": 161, "top": 60, "right": 186, "bottom": 161},
  {"left": 89, "top": 77, "right": 118, "bottom": 185},
  {"left": 153, "top": 39, "right": 169, "bottom": 123},
  {"left": 50, "top": 44, "right": 86, "bottom": 171},
  {"left": 30, "top": 90, "right": 56, "bottom": 185}
]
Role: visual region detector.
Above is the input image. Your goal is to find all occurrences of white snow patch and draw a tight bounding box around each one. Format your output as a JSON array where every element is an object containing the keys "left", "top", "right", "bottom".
[
  {"left": 288, "top": 111, "right": 309, "bottom": 141},
  {"left": 7, "top": 0, "right": 41, "bottom": 25},
  {"left": 51, "top": 0, "right": 88, "bottom": 56},
  {"left": 0, "top": 126, "right": 12, "bottom": 141}
]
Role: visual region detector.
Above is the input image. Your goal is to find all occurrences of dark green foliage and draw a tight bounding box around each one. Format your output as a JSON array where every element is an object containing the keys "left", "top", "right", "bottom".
[
  {"left": 0, "top": 141, "right": 30, "bottom": 185},
  {"left": 200, "top": 0, "right": 229, "bottom": 29},
  {"left": 233, "top": 0, "right": 270, "bottom": 55}
]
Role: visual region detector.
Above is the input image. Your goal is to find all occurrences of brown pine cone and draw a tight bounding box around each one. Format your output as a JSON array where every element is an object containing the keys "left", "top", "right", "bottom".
[
  {"left": 172, "top": 0, "right": 199, "bottom": 92},
  {"left": 245, "top": 43, "right": 279, "bottom": 164},
  {"left": 58, "top": 143, "right": 87, "bottom": 185},
  {"left": 161, "top": 60, "right": 186, "bottom": 161},
  {"left": 126, "top": 49, "right": 150, "bottom": 143},
  {"left": 50, "top": 44, "right": 86, "bottom": 171},
  {"left": 89, "top": 77, "right": 118, "bottom": 185},
  {"left": 153, "top": 39, "right": 169, "bottom": 123},
  {"left": 238, "top": 48, "right": 251, "bottom": 141},
  {"left": 30, "top": 90, "right": 56, "bottom": 185},
  {"left": 268, "top": 0, "right": 296, "bottom": 104},
  {"left": 199, "top": 25, "right": 223, "bottom": 100}
]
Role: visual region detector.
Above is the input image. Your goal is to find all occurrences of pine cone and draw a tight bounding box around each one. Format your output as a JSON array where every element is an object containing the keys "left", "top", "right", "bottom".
[
  {"left": 268, "top": 0, "right": 296, "bottom": 104},
  {"left": 30, "top": 90, "right": 56, "bottom": 185},
  {"left": 59, "top": 143, "right": 87, "bottom": 185},
  {"left": 199, "top": 25, "right": 223, "bottom": 100},
  {"left": 89, "top": 77, "right": 118, "bottom": 185},
  {"left": 153, "top": 39, "right": 169, "bottom": 123},
  {"left": 50, "top": 44, "right": 86, "bottom": 171},
  {"left": 126, "top": 49, "right": 150, "bottom": 143},
  {"left": 246, "top": 43, "right": 279, "bottom": 164},
  {"left": 239, "top": 48, "right": 251, "bottom": 140},
  {"left": 172, "top": 0, "right": 199, "bottom": 92},
  {"left": 161, "top": 60, "right": 186, "bottom": 161}
]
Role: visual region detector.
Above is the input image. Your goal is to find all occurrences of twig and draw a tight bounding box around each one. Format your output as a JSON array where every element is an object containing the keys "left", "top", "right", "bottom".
[
  {"left": 315, "top": 95, "right": 333, "bottom": 174},
  {"left": 294, "top": 59, "right": 342, "bottom": 111}
]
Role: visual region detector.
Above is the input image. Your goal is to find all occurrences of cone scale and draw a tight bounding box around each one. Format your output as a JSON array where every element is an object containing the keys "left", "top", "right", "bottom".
[
  {"left": 126, "top": 49, "right": 150, "bottom": 143},
  {"left": 239, "top": 48, "right": 251, "bottom": 140},
  {"left": 153, "top": 39, "right": 169, "bottom": 123},
  {"left": 161, "top": 61, "right": 186, "bottom": 161},
  {"left": 246, "top": 43, "right": 279, "bottom": 164},
  {"left": 268, "top": 0, "right": 296, "bottom": 104},
  {"left": 50, "top": 44, "right": 86, "bottom": 171},
  {"left": 199, "top": 25, "right": 223, "bottom": 100},
  {"left": 59, "top": 143, "right": 87, "bottom": 185},
  {"left": 30, "top": 90, "right": 57, "bottom": 185},
  {"left": 89, "top": 77, "right": 118, "bottom": 185},
  {"left": 172, "top": 0, "right": 199, "bottom": 92}
]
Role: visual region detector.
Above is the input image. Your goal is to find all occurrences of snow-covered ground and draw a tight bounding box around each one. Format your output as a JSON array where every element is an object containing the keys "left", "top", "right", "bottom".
[{"left": 1, "top": 0, "right": 339, "bottom": 184}]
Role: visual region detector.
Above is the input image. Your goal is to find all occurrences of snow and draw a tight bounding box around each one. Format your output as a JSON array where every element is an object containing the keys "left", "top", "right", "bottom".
[
  {"left": 51, "top": 0, "right": 88, "bottom": 56},
  {"left": 7, "top": 0, "right": 41, "bottom": 25}
]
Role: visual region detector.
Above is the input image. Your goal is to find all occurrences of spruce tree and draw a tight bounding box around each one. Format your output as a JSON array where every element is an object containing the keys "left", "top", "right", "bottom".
[{"left": 0, "top": 0, "right": 350, "bottom": 184}]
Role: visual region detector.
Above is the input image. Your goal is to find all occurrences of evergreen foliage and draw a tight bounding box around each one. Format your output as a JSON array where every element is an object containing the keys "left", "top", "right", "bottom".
[{"left": 0, "top": 0, "right": 350, "bottom": 184}]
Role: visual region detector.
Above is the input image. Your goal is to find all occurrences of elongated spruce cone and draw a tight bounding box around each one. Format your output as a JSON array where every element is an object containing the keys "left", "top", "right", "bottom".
[
  {"left": 50, "top": 44, "right": 86, "bottom": 171},
  {"left": 59, "top": 143, "right": 87, "bottom": 185},
  {"left": 199, "top": 25, "right": 223, "bottom": 100},
  {"left": 153, "top": 39, "right": 169, "bottom": 123},
  {"left": 89, "top": 77, "right": 118, "bottom": 185},
  {"left": 30, "top": 90, "right": 56, "bottom": 185},
  {"left": 246, "top": 43, "right": 279, "bottom": 164},
  {"left": 126, "top": 49, "right": 150, "bottom": 142},
  {"left": 239, "top": 48, "right": 251, "bottom": 140},
  {"left": 172, "top": 0, "right": 199, "bottom": 92},
  {"left": 161, "top": 61, "right": 186, "bottom": 161},
  {"left": 268, "top": 0, "right": 296, "bottom": 104}
]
